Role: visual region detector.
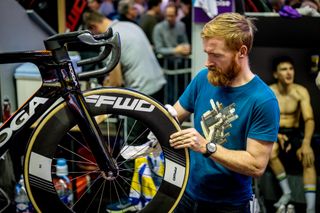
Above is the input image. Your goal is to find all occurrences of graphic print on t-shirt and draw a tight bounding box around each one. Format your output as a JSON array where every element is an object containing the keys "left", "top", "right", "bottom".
[{"left": 200, "top": 99, "right": 238, "bottom": 144}]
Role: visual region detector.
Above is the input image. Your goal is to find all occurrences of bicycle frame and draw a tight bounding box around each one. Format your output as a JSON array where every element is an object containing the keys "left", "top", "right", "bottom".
[
  {"left": 0, "top": 30, "right": 190, "bottom": 213},
  {"left": 0, "top": 49, "right": 118, "bottom": 176}
]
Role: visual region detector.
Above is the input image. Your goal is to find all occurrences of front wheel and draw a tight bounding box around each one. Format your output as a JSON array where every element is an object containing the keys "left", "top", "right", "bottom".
[{"left": 24, "top": 88, "right": 189, "bottom": 212}]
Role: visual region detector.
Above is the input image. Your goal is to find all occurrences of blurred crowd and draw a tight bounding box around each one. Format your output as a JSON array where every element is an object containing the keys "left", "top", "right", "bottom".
[
  {"left": 83, "top": 0, "right": 192, "bottom": 57},
  {"left": 246, "top": 0, "right": 320, "bottom": 17},
  {"left": 80, "top": 0, "right": 192, "bottom": 105}
]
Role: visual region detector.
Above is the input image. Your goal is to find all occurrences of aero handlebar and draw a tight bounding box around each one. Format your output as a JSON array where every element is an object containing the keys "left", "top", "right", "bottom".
[{"left": 44, "top": 28, "right": 121, "bottom": 79}]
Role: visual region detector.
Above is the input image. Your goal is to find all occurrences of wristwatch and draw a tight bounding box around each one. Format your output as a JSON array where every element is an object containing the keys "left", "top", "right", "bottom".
[{"left": 203, "top": 141, "right": 217, "bottom": 158}]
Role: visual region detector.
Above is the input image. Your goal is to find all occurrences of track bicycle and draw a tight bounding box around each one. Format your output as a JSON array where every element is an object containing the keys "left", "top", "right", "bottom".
[{"left": 0, "top": 28, "right": 189, "bottom": 212}]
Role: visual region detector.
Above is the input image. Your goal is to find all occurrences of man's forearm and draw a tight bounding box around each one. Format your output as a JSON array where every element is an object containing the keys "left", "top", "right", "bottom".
[
  {"left": 211, "top": 144, "right": 270, "bottom": 178},
  {"left": 303, "top": 119, "right": 315, "bottom": 145}
]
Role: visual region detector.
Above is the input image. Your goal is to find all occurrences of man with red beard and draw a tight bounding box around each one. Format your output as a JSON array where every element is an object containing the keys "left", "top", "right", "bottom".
[
  {"left": 169, "top": 13, "right": 280, "bottom": 212},
  {"left": 268, "top": 56, "right": 316, "bottom": 213}
]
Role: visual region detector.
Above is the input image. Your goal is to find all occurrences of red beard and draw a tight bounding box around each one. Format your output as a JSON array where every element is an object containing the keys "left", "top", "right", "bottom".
[{"left": 207, "top": 56, "right": 241, "bottom": 86}]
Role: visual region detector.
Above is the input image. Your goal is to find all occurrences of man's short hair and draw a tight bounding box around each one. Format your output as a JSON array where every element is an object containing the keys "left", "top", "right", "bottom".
[
  {"left": 272, "top": 56, "right": 295, "bottom": 72},
  {"left": 180, "top": 0, "right": 191, "bottom": 4},
  {"left": 165, "top": 3, "right": 178, "bottom": 15},
  {"left": 82, "top": 10, "right": 104, "bottom": 28},
  {"left": 201, "top": 12, "right": 257, "bottom": 53},
  {"left": 147, "top": 0, "right": 162, "bottom": 9},
  {"left": 118, "top": 0, "right": 135, "bottom": 15}
]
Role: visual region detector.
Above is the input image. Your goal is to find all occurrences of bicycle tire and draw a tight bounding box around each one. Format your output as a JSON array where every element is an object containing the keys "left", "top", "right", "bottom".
[{"left": 23, "top": 88, "right": 189, "bottom": 213}]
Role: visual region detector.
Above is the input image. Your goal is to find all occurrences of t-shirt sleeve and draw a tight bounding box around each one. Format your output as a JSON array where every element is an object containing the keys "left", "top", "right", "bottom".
[
  {"left": 179, "top": 69, "right": 207, "bottom": 113},
  {"left": 248, "top": 98, "right": 280, "bottom": 142}
]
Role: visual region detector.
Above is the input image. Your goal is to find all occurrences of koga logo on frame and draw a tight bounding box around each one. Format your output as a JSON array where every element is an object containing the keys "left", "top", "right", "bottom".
[
  {"left": 0, "top": 97, "right": 48, "bottom": 147},
  {"left": 85, "top": 95, "right": 155, "bottom": 112}
]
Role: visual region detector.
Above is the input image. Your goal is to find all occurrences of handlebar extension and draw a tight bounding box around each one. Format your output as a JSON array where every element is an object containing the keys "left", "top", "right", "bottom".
[
  {"left": 44, "top": 28, "right": 114, "bottom": 50},
  {"left": 44, "top": 28, "right": 121, "bottom": 80},
  {"left": 78, "top": 32, "right": 121, "bottom": 80}
]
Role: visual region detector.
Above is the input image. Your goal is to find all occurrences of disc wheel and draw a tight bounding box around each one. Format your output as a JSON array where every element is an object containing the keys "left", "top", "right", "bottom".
[{"left": 24, "top": 88, "right": 189, "bottom": 213}]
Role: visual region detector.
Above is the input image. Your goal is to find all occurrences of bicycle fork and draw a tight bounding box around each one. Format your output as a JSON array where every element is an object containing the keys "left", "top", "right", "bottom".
[{"left": 65, "top": 92, "right": 119, "bottom": 180}]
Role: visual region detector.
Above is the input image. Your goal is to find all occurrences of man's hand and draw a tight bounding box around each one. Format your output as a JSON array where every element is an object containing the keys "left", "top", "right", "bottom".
[
  {"left": 164, "top": 104, "right": 178, "bottom": 119},
  {"left": 278, "top": 133, "right": 291, "bottom": 152},
  {"left": 296, "top": 142, "right": 315, "bottom": 167},
  {"left": 169, "top": 128, "right": 207, "bottom": 153},
  {"left": 174, "top": 44, "right": 191, "bottom": 56},
  {"left": 120, "top": 104, "right": 179, "bottom": 160},
  {"left": 167, "top": 104, "right": 208, "bottom": 152}
]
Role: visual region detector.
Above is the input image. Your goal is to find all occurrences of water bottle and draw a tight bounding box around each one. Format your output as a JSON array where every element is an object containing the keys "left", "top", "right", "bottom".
[
  {"left": 53, "top": 158, "right": 74, "bottom": 207},
  {"left": 15, "top": 175, "right": 33, "bottom": 213}
]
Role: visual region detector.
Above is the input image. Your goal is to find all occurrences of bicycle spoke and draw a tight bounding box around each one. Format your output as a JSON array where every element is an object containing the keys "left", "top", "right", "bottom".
[
  {"left": 57, "top": 145, "right": 97, "bottom": 166},
  {"left": 54, "top": 158, "right": 97, "bottom": 167},
  {"left": 119, "top": 170, "right": 155, "bottom": 179},
  {"left": 106, "top": 117, "right": 111, "bottom": 154},
  {"left": 111, "top": 178, "right": 122, "bottom": 209},
  {"left": 117, "top": 175, "right": 137, "bottom": 195},
  {"left": 118, "top": 164, "right": 153, "bottom": 175},
  {"left": 120, "top": 175, "right": 159, "bottom": 195},
  {"left": 109, "top": 179, "right": 112, "bottom": 210},
  {"left": 122, "top": 119, "right": 137, "bottom": 149},
  {"left": 72, "top": 173, "right": 103, "bottom": 209},
  {"left": 66, "top": 132, "right": 91, "bottom": 153},
  {"left": 52, "top": 171, "right": 99, "bottom": 175},
  {"left": 116, "top": 175, "right": 143, "bottom": 212},
  {"left": 113, "top": 178, "right": 131, "bottom": 199},
  {"left": 111, "top": 117, "right": 123, "bottom": 157},
  {"left": 69, "top": 170, "right": 100, "bottom": 182},
  {"left": 83, "top": 178, "right": 106, "bottom": 213},
  {"left": 111, "top": 177, "right": 142, "bottom": 212},
  {"left": 118, "top": 142, "right": 157, "bottom": 165},
  {"left": 97, "top": 180, "right": 107, "bottom": 213},
  {"left": 118, "top": 166, "right": 135, "bottom": 173},
  {"left": 115, "top": 120, "right": 137, "bottom": 160},
  {"left": 127, "top": 128, "right": 150, "bottom": 147},
  {"left": 116, "top": 128, "right": 150, "bottom": 164}
]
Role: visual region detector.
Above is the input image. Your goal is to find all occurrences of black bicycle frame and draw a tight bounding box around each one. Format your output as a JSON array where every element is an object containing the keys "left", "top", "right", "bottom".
[{"left": 0, "top": 50, "right": 118, "bottom": 175}]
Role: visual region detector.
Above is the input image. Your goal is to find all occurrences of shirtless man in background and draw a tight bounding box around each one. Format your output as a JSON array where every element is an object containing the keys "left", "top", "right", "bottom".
[{"left": 269, "top": 56, "right": 316, "bottom": 213}]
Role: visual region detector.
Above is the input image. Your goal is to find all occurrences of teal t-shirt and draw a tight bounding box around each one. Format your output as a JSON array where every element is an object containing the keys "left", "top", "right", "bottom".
[{"left": 179, "top": 69, "right": 279, "bottom": 205}]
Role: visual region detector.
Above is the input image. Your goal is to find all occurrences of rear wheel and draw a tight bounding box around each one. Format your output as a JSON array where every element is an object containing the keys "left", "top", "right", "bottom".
[{"left": 24, "top": 88, "right": 189, "bottom": 212}]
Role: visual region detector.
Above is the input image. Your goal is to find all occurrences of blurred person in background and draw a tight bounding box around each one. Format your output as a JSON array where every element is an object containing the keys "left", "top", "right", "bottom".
[
  {"left": 180, "top": 0, "right": 192, "bottom": 44},
  {"left": 83, "top": 10, "right": 166, "bottom": 102},
  {"left": 152, "top": 4, "right": 190, "bottom": 57},
  {"left": 269, "top": 56, "right": 316, "bottom": 213},
  {"left": 87, "top": 0, "right": 116, "bottom": 18},
  {"left": 134, "top": 0, "right": 147, "bottom": 16},
  {"left": 117, "top": 0, "right": 140, "bottom": 23},
  {"left": 139, "top": 0, "right": 163, "bottom": 46}
]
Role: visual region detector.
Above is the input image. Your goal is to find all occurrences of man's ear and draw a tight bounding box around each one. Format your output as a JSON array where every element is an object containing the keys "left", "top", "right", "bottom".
[
  {"left": 273, "top": 72, "right": 278, "bottom": 79},
  {"left": 239, "top": 45, "right": 247, "bottom": 58}
]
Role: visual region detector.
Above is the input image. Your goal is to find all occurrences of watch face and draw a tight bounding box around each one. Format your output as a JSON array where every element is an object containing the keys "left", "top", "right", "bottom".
[{"left": 207, "top": 142, "right": 216, "bottom": 153}]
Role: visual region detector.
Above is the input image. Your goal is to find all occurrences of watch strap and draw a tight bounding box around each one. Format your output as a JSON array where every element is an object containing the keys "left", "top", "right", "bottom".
[
  {"left": 203, "top": 151, "right": 212, "bottom": 158},
  {"left": 203, "top": 141, "right": 217, "bottom": 158}
]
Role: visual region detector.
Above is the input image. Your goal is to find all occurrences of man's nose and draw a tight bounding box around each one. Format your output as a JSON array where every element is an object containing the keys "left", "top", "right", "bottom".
[{"left": 205, "top": 59, "right": 215, "bottom": 68}]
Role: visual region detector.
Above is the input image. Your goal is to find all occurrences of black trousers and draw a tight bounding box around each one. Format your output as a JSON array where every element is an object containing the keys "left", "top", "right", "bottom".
[{"left": 174, "top": 192, "right": 251, "bottom": 213}]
